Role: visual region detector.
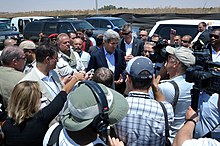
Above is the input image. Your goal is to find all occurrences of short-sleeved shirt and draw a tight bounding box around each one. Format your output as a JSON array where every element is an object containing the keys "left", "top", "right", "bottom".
[
  {"left": 149, "top": 74, "right": 193, "bottom": 142},
  {"left": 194, "top": 93, "right": 220, "bottom": 138},
  {"left": 114, "top": 91, "right": 174, "bottom": 146}
]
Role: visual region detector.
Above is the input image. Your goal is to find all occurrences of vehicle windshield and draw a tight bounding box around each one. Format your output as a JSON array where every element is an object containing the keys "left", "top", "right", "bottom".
[
  {"left": 71, "top": 21, "right": 95, "bottom": 30},
  {"left": 111, "top": 19, "right": 127, "bottom": 28},
  {"left": 0, "top": 23, "right": 12, "bottom": 31}
]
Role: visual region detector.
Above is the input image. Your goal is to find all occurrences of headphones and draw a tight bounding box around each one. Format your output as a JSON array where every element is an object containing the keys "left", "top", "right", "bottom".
[{"left": 78, "top": 80, "right": 110, "bottom": 133}]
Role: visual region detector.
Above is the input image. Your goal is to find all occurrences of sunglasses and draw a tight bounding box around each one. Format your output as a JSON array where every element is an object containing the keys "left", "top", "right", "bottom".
[
  {"left": 122, "top": 31, "right": 131, "bottom": 35},
  {"left": 209, "top": 34, "right": 220, "bottom": 39},
  {"left": 181, "top": 40, "right": 190, "bottom": 43},
  {"left": 139, "top": 34, "right": 147, "bottom": 37}
]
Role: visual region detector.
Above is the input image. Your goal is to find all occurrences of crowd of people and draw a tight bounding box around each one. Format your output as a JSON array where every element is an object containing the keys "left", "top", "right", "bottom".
[{"left": 0, "top": 21, "right": 220, "bottom": 146}]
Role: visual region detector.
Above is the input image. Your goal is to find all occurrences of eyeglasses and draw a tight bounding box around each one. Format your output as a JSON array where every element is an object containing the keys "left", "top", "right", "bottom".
[
  {"left": 62, "top": 41, "right": 70, "bottom": 44},
  {"left": 174, "top": 39, "right": 180, "bottom": 41},
  {"left": 181, "top": 40, "right": 190, "bottom": 43},
  {"left": 139, "top": 34, "right": 147, "bottom": 37},
  {"left": 17, "top": 56, "right": 26, "bottom": 61},
  {"left": 209, "top": 34, "right": 220, "bottom": 39},
  {"left": 122, "top": 31, "right": 131, "bottom": 35},
  {"left": 167, "top": 55, "right": 178, "bottom": 62}
]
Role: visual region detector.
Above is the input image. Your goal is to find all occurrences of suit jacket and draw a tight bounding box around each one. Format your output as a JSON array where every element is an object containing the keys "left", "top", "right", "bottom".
[
  {"left": 198, "top": 29, "right": 211, "bottom": 45},
  {"left": 87, "top": 48, "right": 126, "bottom": 81},
  {"left": 20, "top": 68, "right": 63, "bottom": 103},
  {"left": 118, "top": 37, "right": 144, "bottom": 56}
]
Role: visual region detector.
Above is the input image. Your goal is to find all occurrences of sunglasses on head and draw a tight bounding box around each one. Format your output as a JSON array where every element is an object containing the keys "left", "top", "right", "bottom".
[
  {"left": 209, "top": 34, "right": 220, "bottom": 39},
  {"left": 122, "top": 31, "right": 131, "bottom": 35}
]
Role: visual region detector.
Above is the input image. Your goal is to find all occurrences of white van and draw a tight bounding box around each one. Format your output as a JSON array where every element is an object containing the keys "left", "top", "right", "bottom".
[
  {"left": 149, "top": 19, "right": 220, "bottom": 40},
  {"left": 10, "top": 16, "right": 54, "bottom": 33}
]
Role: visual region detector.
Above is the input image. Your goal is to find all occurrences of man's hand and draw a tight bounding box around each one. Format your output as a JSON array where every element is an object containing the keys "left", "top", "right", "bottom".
[
  {"left": 151, "top": 74, "right": 161, "bottom": 92},
  {"left": 108, "top": 136, "right": 124, "bottom": 146},
  {"left": 124, "top": 54, "right": 134, "bottom": 62},
  {"left": 114, "top": 74, "right": 123, "bottom": 85},
  {"left": 185, "top": 106, "right": 199, "bottom": 123}
]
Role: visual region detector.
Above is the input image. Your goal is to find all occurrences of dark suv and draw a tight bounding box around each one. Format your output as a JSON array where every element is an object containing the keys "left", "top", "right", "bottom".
[
  {"left": 23, "top": 19, "right": 105, "bottom": 40},
  {"left": 85, "top": 17, "right": 139, "bottom": 36},
  {"left": 0, "top": 22, "right": 23, "bottom": 49}
]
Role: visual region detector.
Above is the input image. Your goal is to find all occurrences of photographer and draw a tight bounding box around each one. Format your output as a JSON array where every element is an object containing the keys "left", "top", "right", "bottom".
[{"left": 149, "top": 46, "right": 196, "bottom": 143}]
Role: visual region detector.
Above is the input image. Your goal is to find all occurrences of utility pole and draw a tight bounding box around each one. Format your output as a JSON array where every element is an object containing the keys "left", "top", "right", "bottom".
[{"left": 96, "top": 0, "right": 99, "bottom": 15}]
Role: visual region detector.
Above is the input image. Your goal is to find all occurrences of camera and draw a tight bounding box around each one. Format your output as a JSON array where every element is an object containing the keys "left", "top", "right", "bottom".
[
  {"left": 150, "top": 38, "right": 169, "bottom": 63},
  {"left": 185, "top": 42, "right": 220, "bottom": 94},
  {"left": 185, "top": 46, "right": 220, "bottom": 110}
]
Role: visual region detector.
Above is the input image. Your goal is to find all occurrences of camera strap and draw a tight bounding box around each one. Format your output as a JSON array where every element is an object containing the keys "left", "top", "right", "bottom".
[{"left": 168, "top": 80, "right": 179, "bottom": 113}]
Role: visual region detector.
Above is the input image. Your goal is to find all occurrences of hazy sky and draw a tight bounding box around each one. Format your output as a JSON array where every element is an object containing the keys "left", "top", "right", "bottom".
[{"left": 1, "top": 0, "right": 220, "bottom": 12}]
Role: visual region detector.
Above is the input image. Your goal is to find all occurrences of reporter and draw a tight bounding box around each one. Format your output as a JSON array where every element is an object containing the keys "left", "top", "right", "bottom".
[{"left": 2, "top": 72, "right": 84, "bottom": 146}]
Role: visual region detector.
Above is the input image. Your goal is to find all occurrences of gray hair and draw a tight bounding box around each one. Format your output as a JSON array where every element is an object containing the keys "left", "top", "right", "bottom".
[
  {"left": 103, "top": 29, "right": 120, "bottom": 43},
  {"left": 56, "top": 33, "right": 69, "bottom": 45},
  {"left": 122, "top": 23, "right": 132, "bottom": 32},
  {"left": 1, "top": 46, "right": 23, "bottom": 65}
]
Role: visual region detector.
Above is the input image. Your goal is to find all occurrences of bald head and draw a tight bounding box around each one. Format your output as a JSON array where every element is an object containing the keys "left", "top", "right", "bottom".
[{"left": 4, "top": 39, "right": 17, "bottom": 47}]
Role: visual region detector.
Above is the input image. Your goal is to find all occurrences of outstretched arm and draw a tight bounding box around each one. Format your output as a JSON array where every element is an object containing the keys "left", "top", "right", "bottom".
[
  {"left": 173, "top": 106, "right": 198, "bottom": 146},
  {"left": 151, "top": 75, "right": 166, "bottom": 102}
]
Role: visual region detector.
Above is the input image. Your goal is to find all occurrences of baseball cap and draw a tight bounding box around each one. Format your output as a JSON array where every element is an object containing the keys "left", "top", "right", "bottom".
[
  {"left": 166, "top": 46, "right": 195, "bottom": 67},
  {"left": 126, "top": 56, "right": 154, "bottom": 79},
  {"left": 19, "top": 40, "right": 36, "bottom": 50},
  {"left": 61, "top": 83, "right": 129, "bottom": 131}
]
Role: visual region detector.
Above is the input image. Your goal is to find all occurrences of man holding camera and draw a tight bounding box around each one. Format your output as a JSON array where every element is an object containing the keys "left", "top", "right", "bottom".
[{"left": 149, "top": 46, "right": 196, "bottom": 143}]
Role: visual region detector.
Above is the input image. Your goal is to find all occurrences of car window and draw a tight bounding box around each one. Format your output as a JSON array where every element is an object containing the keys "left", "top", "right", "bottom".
[
  {"left": 154, "top": 24, "right": 198, "bottom": 40},
  {"left": 100, "top": 20, "right": 111, "bottom": 28},
  {"left": 71, "top": 21, "right": 94, "bottom": 30},
  {"left": 111, "top": 19, "right": 127, "bottom": 28},
  {"left": 0, "top": 23, "right": 11, "bottom": 31},
  {"left": 58, "top": 23, "right": 74, "bottom": 33},
  {"left": 25, "top": 22, "right": 43, "bottom": 31},
  {"left": 44, "top": 22, "right": 58, "bottom": 33},
  {"left": 86, "top": 19, "right": 99, "bottom": 28}
]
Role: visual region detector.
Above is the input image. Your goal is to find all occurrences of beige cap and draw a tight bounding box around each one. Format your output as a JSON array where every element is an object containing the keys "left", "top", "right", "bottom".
[
  {"left": 166, "top": 46, "right": 195, "bottom": 67},
  {"left": 19, "top": 40, "right": 36, "bottom": 50}
]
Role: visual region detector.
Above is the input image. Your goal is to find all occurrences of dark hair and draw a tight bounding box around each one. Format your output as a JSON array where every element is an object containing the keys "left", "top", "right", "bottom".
[
  {"left": 85, "top": 29, "right": 93, "bottom": 37},
  {"left": 199, "top": 22, "right": 207, "bottom": 27},
  {"left": 93, "top": 67, "right": 114, "bottom": 88},
  {"left": 36, "top": 44, "right": 57, "bottom": 63},
  {"left": 129, "top": 71, "right": 152, "bottom": 90}
]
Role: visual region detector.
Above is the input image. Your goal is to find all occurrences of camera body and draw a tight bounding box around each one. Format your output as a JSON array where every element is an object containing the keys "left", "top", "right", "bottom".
[
  {"left": 150, "top": 38, "right": 168, "bottom": 63},
  {"left": 185, "top": 47, "right": 220, "bottom": 94}
]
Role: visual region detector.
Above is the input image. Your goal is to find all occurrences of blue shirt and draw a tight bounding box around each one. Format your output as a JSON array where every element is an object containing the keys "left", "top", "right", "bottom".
[{"left": 194, "top": 93, "right": 220, "bottom": 138}]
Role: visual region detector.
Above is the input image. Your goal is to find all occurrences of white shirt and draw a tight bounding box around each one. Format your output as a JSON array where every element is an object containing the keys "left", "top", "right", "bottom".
[
  {"left": 104, "top": 47, "right": 115, "bottom": 73},
  {"left": 182, "top": 138, "right": 220, "bottom": 146},
  {"left": 35, "top": 67, "right": 60, "bottom": 98},
  {"left": 124, "top": 38, "right": 134, "bottom": 56},
  {"left": 80, "top": 51, "right": 91, "bottom": 69}
]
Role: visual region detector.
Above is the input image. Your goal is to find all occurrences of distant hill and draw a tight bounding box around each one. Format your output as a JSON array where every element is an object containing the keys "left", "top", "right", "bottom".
[{"left": 1, "top": 7, "right": 220, "bottom": 18}]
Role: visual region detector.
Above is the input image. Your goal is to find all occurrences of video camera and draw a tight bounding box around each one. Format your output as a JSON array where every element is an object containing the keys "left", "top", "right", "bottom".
[
  {"left": 185, "top": 44, "right": 220, "bottom": 110},
  {"left": 150, "top": 38, "right": 169, "bottom": 63}
]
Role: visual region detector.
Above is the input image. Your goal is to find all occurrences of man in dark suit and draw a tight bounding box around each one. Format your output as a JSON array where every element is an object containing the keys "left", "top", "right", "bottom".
[
  {"left": 118, "top": 23, "right": 144, "bottom": 62},
  {"left": 87, "top": 29, "right": 126, "bottom": 94},
  {"left": 193, "top": 22, "right": 211, "bottom": 45}
]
